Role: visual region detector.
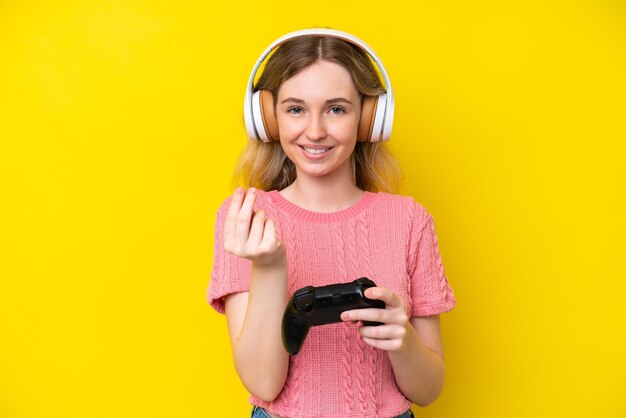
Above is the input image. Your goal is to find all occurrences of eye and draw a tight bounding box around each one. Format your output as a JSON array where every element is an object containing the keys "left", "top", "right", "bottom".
[
  {"left": 287, "top": 106, "right": 303, "bottom": 115},
  {"left": 329, "top": 105, "right": 345, "bottom": 114}
]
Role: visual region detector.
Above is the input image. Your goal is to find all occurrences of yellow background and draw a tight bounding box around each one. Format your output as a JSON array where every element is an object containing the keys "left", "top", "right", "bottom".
[{"left": 1, "top": 1, "right": 625, "bottom": 417}]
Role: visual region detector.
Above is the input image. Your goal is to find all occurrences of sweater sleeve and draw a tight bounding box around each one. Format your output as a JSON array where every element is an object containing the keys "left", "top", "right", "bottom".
[
  {"left": 407, "top": 201, "right": 456, "bottom": 317},
  {"left": 207, "top": 196, "right": 252, "bottom": 314}
]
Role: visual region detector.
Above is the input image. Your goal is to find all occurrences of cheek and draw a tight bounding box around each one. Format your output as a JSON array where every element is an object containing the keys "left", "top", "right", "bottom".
[
  {"left": 276, "top": 117, "right": 302, "bottom": 139},
  {"left": 330, "top": 117, "right": 359, "bottom": 140}
]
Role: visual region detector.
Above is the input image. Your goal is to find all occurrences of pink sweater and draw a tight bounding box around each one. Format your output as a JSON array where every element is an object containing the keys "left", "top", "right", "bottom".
[{"left": 208, "top": 190, "right": 455, "bottom": 418}]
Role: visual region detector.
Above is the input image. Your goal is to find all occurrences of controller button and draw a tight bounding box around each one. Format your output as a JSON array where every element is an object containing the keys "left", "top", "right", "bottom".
[
  {"left": 295, "top": 286, "right": 313, "bottom": 297},
  {"left": 295, "top": 293, "right": 314, "bottom": 311}
]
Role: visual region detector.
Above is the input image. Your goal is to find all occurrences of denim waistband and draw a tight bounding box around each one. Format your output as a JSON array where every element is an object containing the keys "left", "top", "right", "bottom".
[{"left": 250, "top": 405, "right": 415, "bottom": 418}]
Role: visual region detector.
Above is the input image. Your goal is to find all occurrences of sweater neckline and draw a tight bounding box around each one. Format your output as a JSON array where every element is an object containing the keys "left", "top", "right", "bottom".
[{"left": 267, "top": 190, "right": 378, "bottom": 223}]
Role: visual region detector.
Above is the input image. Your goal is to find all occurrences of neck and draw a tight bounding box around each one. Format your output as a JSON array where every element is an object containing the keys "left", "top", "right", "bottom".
[{"left": 280, "top": 169, "right": 364, "bottom": 213}]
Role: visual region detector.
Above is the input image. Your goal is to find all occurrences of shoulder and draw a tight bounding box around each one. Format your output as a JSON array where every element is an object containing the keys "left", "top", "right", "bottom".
[{"left": 372, "top": 192, "right": 432, "bottom": 223}]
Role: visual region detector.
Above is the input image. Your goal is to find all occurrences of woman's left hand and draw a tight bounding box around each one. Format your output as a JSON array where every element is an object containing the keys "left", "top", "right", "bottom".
[{"left": 340, "top": 287, "right": 410, "bottom": 351}]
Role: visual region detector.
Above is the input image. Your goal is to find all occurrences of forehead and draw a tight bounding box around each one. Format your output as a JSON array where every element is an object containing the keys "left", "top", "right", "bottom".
[{"left": 277, "top": 60, "right": 359, "bottom": 99}]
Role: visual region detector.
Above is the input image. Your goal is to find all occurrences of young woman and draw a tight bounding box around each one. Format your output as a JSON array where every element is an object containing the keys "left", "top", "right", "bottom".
[{"left": 208, "top": 29, "right": 456, "bottom": 418}]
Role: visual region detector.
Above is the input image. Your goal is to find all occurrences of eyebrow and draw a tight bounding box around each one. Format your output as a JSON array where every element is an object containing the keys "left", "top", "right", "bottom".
[{"left": 280, "top": 97, "right": 354, "bottom": 105}]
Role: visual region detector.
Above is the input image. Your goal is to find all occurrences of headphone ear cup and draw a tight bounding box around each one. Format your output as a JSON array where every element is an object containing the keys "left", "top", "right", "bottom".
[
  {"left": 358, "top": 95, "right": 378, "bottom": 142},
  {"left": 260, "top": 90, "right": 279, "bottom": 141},
  {"left": 359, "top": 95, "right": 387, "bottom": 142},
  {"left": 252, "top": 90, "right": 279, "bottom": 141},
  {"left": 370, "top": 93, "right": 387, "bottom": 142}
]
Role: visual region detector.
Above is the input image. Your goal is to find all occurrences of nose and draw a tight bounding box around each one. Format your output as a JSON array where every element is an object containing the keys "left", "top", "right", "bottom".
[{"left": 305, "top": 114, "right": 327, "bottom": 141}]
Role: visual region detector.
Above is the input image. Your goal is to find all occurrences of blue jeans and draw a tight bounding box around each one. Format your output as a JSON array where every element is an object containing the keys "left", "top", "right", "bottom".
[{"left": 251, "top": 405, "right": 415, "bottom": 418}]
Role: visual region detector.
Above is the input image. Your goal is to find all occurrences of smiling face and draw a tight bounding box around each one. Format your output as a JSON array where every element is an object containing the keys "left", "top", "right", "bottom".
[{"left": 275, "top": 60, "right": 362, "bottom": 183}]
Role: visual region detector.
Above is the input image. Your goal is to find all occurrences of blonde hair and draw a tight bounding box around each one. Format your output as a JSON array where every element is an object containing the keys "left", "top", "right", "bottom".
[{"left": 234, "top": 34, "right": 401, "bottom": 193}]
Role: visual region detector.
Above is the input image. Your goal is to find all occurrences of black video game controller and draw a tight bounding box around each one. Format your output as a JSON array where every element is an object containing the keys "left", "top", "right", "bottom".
[{"left": 282, "top": 277, "right": 385, "bottom": 355}]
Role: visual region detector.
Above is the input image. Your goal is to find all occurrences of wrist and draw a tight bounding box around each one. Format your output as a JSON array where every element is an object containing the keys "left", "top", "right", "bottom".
[{"left": 251, "top": 260, "right": 288, "bottom": 276}]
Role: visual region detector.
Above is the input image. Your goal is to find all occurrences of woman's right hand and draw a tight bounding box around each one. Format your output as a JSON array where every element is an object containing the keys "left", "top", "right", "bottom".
[
  {"left": 223, "top": 187, "right": 286, "bottom": 269},
  {"left": 223, "top": 187, "right": 290, "bottom": 401}
]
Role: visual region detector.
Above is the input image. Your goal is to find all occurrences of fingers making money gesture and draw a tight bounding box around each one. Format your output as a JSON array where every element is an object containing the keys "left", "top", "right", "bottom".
[{"left": 223, "top": 188, "right": 286, "bottom": 269}]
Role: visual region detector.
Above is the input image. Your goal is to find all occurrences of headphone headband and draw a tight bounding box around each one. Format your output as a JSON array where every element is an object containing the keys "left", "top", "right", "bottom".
[{"left": 243, "top": 28, "right": 394, "bottom": 142}]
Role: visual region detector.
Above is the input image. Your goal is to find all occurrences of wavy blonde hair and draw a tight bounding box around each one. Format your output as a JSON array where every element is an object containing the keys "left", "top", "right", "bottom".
[{"left": 234, "top": 34, "right": 401, "bottom": 193}]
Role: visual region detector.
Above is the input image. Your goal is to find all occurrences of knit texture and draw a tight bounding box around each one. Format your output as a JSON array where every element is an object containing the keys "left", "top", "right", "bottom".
[{"left": 208, "top": 190, "right": 456, "bottom": 418}]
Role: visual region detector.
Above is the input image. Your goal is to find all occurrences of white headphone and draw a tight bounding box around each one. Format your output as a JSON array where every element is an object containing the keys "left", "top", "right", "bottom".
[{"left": 243, "top": 28, "right": 394, "bottom": 142}]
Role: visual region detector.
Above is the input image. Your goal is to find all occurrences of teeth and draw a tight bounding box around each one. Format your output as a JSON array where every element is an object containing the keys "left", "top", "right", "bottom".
[{"left": 303, "top": 147, "right": 329, "bottom": 155}]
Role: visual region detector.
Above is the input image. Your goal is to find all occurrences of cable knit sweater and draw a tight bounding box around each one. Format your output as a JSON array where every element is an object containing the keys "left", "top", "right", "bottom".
[{"left": 208, "top": 190, "right": 455, "bottom": 418}]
